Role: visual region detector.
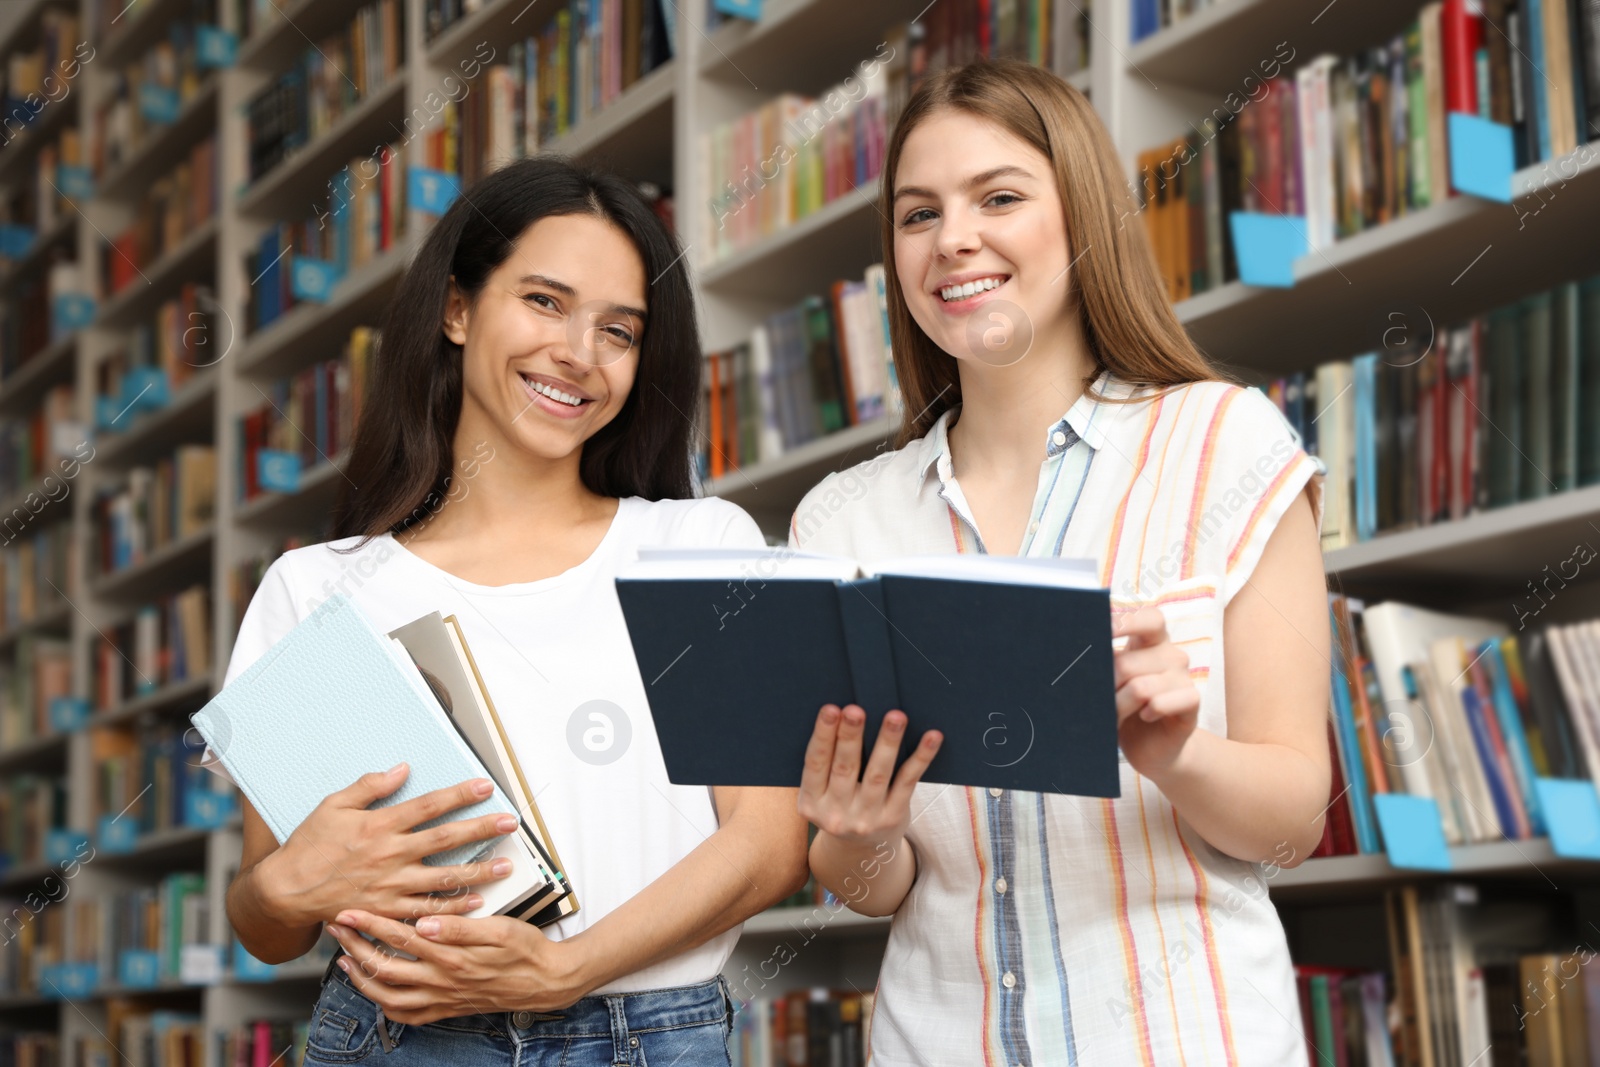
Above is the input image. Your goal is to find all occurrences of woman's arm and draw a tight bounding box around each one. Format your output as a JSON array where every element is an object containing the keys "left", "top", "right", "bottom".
[
  {"left": 1118, "top": 490, "right": 1332, "bottom": 866},
  {"left": 324, "top": 784, "right": 811, "bottom": 1023}
]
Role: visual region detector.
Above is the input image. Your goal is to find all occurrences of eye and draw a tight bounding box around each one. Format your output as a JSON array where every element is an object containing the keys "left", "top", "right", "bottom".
[
  {"left": 522, "top": 292, "right": 559, "bottom": 311},
  {"left": 985, "top": 191, "right": 1024, "bottom": 208},
  {"left": 900, "top": 206, "right": 936, "bottom": 227},
  {"left": 601, "top": 325, "right": 635, "bottom": 347}
]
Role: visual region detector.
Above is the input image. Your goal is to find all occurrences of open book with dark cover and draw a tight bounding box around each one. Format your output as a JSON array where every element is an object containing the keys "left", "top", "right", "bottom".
[{"left": 615, "top": 550, "right": 1120, "bottom": 797}]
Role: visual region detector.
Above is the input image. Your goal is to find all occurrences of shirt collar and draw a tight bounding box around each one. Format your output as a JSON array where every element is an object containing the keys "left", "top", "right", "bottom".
[{"left": 912, "top": 369, "right": 1120, "bottom": 492}]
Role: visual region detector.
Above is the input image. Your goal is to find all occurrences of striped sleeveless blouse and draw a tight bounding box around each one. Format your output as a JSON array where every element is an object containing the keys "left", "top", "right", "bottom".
[{"left": 787, "top": 372, "right": 1327, "bottom": 1066}]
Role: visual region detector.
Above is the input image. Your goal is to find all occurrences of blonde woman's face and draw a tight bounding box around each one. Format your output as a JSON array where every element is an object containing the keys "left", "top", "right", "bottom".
[{"left": 890, "top": 109, "right": 1074, "bottom": 368}]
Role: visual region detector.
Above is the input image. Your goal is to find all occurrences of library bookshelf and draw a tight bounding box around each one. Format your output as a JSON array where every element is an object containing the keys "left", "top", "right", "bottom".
[{"left": 0, "top": 0, "right": 1597, "bottom": 1060}]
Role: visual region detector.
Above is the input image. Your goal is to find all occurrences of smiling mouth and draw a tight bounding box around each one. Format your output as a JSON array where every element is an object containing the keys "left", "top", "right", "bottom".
[
  {"left": 519, "top": 373, "right": 591, "bottom": 408},
  {"left": 938, "top": 275, "right": 1010, "bottom": 302}
]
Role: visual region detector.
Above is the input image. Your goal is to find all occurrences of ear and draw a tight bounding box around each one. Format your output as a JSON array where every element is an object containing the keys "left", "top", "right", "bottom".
[{"left": 443, "top": 278, "right": 470, "bottom": 346}]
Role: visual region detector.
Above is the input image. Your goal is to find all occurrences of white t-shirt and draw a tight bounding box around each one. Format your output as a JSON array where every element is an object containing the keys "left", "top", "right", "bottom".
[{"left": 222, "top": 495, "right": 768, "bottom": 993}]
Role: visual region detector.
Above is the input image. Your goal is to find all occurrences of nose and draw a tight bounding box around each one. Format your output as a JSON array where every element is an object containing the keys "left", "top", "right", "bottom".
[{"left": 933, "top": 203, "right": 982, "bottom": 262}]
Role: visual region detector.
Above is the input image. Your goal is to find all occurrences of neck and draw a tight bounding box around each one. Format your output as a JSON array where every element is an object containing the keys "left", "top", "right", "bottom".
[
  {"left": 402, "top": 418, "right": 603, "bottom": 548},
  {"left": 947, "top": 321, "right": 1098, "bottom": 482}
]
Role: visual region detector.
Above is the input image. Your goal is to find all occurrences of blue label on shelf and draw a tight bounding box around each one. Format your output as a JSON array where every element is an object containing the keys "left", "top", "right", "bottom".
[
  {"left": 258, "top": 449, "right": 303, "bottom": 494},
  {"left": 291, "top": 257, "right": 343, "bottom": 302},
  {"left": 409, "top": 167, "right": 460, "bottom": 215},
  {"left": 233, "top": 943, "right": 278, "bottom": 982},
  {"left": 0, "top": 223, "right": 33, "bottom": 258},
  {"left": 56, "top": 164, "right": 93, "bottom": 201},
  {"left": 118, "top": 949, "right": 161, "bottom": 989},
  {"left": 1372, "top": 793, "right": 1452, "bottom": 871},
  {"left": 1448, "top": 112, "right": 1514, "bottom": 203},
  {"left": 713, "top": 0, "right": 762, "bottom": 16},
  {"left": 184, "top": 789, "right": 237, "bottom": 829},
  {"left": 44, "top": 829, "right": 90, "bottom": 865},
  {"left": 1535, "top": 777, "right": 1600, "bottom": 859},
  {"left": 97, "top": 814, "right": 138, "bottom": 854},
  {"left": 138, "top": 83, "right": 181, "bottom": 124},
  {"left": 95, "top": 395, "right": 122, "bottom": 431},
  {"left": 41, "top": 962, "right": 98, "bottom": 999},
  {"left": 1228, "top": 212, "right": 1307, "bottom": 288},
  {"left": 48, "top": 695, "right": 89, "bottom": 733},
  {"left": 51, "top": 293, "right": 96, "bottom": 337},
  {"left": 121, "top": 367, "right": 171, "bottom": 413},
  {"left": 196, "top": 25, "right": 239, "bottom": 68}
]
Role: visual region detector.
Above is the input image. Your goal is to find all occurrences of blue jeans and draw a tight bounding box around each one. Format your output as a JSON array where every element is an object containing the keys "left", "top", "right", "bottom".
[{"left": 302, "top": 954, "right": 735, "bottom": 1066}]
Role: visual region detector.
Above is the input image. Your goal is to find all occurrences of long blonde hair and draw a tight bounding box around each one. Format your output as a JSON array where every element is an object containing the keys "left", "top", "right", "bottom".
[{"left": 882, "top": 59, "right": 1227, "bottom": 446}]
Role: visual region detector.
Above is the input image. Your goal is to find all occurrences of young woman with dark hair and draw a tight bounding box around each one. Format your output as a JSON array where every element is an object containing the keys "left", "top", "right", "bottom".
[
  {"left": 221, "top": 156, "right": 809, "bottom": 1065},
  {"left": 791, "top": 59, "right": 1330, "bottom": 1064}
]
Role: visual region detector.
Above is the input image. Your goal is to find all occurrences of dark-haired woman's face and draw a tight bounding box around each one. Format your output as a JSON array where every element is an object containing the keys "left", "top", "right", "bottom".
[{"left": 445, "top": 214, "right": 647, "bottom": 466}]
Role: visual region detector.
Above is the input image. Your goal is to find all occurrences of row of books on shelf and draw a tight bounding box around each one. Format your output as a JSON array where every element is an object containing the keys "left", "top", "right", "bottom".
[
  {"left": 436, "top": 0, "right": 676, "bottom": 182},
  {"left": 2, "top": 263, "right": 93, "bottom": 368},
  {"left": 0, "top": 383, "right": 74, "bottom": 500},
  {"left": 903, "top": 0, "right": 1064, "bottom": 78},
  {"left": 91, "top": 722, "right": 235, "bottom": 842},
  {"left": 0, "top": 637, "right": 70, "bottom": 752},
  {"left": 244, "top": 0, "right": 406, "bottom": 184},
  {"left": 1314, "top": 593, "right": 1599, "bottom": 858},
  {"left": 0, "top": 527, "right": 73, "bottom": 640},
  {"left": 730, "top": 988, "right": 874, "bottom": 1067},
  {"left": 244, "top": 144, "right": 407, "bottom": 334},
  {"left": 0, "top": 776, "right": 64, "bottom": 874},
  {"left": 94, "top": 283, "right": 214, "bottom": 431},
  {"left": 0, "top": 125, "right": 84, "bottom": 254},
  {"left": 1, "top": 7, "right": 83, "bottom": 137},
  {"left": 696, "top": 264, "right": 898, "bottom": 481},
  {"left": 91, "top": 445, "right": 217, "bottom": 579},
  {"left": 92, "top": 585, "right": 212, "bottom": 714},
  {"left": 102, "top": 137, "right": 218, "bottom": 299},
  {"left": 238, "top": 329, "right": 373, "bottom": 502},
  {"left": 1138, "top": 0, "right": 1600, "bottom": 303},
  {"left": 91, "top": 3, "right": 231, "bottom": 183},
  {"left": 701, "top": 64, "right": 889, "bottom": 266},
  {"left": 1256, "top": 274, "right": 1600, "bottom": 553},
  {"left": 219, "top": 1020, "right": 311, "bottom": 1067}
]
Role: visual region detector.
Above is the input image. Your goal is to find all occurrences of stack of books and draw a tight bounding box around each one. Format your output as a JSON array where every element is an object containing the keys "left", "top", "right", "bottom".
[
  {"left": 94, "top": 284, "right": 212, "bottom": 421},
  {"left": 701, "top": 70, "right": 889, "bottom": 265},
  {"left": 696, "top": 264, "right": 896, "bottom": 480},
  {"left": 1292, "top": 966, "right": 1393, "bottom": 1067},
  {"left": 0, "top": 525, "right": 74, "bottom": 633},
  {"left": 78, "top": 1008, "right": 202, "bottom": 1067},
  {"left": 0, "top": 774, "right": 66, "bottom": 870},
  {"left": 217, "top": 1019, "right": 310, "bottom": 1067},
  {"left": 0, "top": 383, "right": 76, "bottom": 500},
  {"left": 100, "top": 137, "right": 218, "bottom": 297},
  {"left": 92, "top": 445, "right": 217, "bottom": 577},
  {"left": 243, "top": 0, "right": 406, "bottom": 183},
  {"left": 237, "top": 328, "right": 373, "bottom": 502},
  {"left": 1254, "top": 273, "right": 1600, "bottom": 553},
  {"left": 244, "top": 146, "right": 406, "bottom": 334},
  {"left": 0, "top": 636, "right": 71, "bottom": 749},
  {"left": 67, "top": 872, "right": 210, "bottom": 986},
  {"left": 731, "top": 988, "right": 875, "bottom": 1067},
  {"left": 90, "top": 8, "right": 213, "bottom": 179},
  {"left": 430, "top": 0, "right": 675, "bottom": 176},
  {"left": 1138, "top": 0, "right": 1600, "bottom": 299},
  {"left": 92, "top": 585, "right": 212, "bottom": 710},
  {"left": 1, "top": 7, "right": 80, "bottom": 132},
  {"left": 90, "top": 723, "right": 233, "bottom": 840},
  {"left": 903, "top": 0, "right": 1059, "bottom": 80}
]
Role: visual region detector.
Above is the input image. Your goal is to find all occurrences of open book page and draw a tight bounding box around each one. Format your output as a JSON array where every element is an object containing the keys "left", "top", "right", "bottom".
[{"left": 866, "top": 555, "right": 1101, "bottom": 589}]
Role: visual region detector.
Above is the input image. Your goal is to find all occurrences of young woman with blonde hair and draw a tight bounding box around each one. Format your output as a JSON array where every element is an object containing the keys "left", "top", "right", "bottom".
[{"left": 793, "top": 59, "right": 1330, "bottom": 1065}]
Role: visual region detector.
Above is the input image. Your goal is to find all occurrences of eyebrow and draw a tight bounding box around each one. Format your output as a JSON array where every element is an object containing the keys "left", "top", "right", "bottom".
[
  {"left": 518, "top": 274, "right": 648, "bottom": 322},
  {"left": 892, "top": 165, "right": 1037, "bottom": 203}
]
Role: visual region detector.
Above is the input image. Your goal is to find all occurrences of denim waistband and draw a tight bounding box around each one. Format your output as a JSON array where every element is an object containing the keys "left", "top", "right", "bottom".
[{"left": 321, "top": 949, "right": 733, "bottom": 1040}]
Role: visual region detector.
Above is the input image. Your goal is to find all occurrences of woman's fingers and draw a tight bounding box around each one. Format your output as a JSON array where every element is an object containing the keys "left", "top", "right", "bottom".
[
  {"left": 824, "top": 705, "right": 869, "bottom": 805},
  {"left": 1117, "top": 669, "right": 1198, "bottom": 725},
  {"left": 799, "top": 704, "right": 843, "bottom": 804},
  {"left": 1112, "top": 606, "right": 1169, "bottom": 650},
  {"left": 397, "top": 812, "right": 519, "bottom": 864},
  {"left": 1113, "top": 642, "right": 1189, "bottom": 686},
  {"left": 886, "top": 729, "right": 943, "bottom": 812},
  {"left": 383, "top": 778, "right": 498, "bottom": 832},
  {"left": 859, "top": 711, "right": 907, "bottom": 800}
]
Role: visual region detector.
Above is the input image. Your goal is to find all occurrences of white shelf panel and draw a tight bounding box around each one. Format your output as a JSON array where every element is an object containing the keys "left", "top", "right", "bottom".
[
  {"left": 699, "top": 0, "right": 929, "bottom": 96},
  {"left": 93, "top": 675, "right": 213, "bottom": 728},
  {"left": 93, "top": 369, "right": 219, "bottom": 469},
  {"left": 540, "top": 61, "right": 676, "bottom": 185},
  {"left": 233, "top": 451, "right": 350, "bottom": 529},
  {"left": 0, "top": 731, "right": 69, "bottom": 775},
  {"left": 0, "top": 603, "right": 72, "bottom": 655},
  {"left": 700, "top": 189, "right": 883, "bottom": 300},
  {"left": 1269, "top": 837, "right": 1593, "bottom": 897},
  {"left": 703, "top": 416, "right": 895, "bottom": 531},
  {"left": 89, "top": 525, "right": 215, "bottom": 603}
]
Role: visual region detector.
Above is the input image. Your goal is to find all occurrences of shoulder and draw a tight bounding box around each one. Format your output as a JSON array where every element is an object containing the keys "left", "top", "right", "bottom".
[
  {"left": 1105, "top": 379, "right": 1308, "bottom": 478},
  {"left": 789, "top": 439, "right": 920, "bottom": 552},
  {"left": 624, "top": 496, "right": 767, "bottom": 549}
]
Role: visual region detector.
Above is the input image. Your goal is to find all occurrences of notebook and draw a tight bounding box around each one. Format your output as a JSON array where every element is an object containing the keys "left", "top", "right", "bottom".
[
  {"left": 614, "top": 549, "right": 1120, "bottom": 796},
  {"left": 389, "top": 612, "right": 578, "bottom": 925},
  {"left": 191, "top": 594, "right": 552, "bottom": 915}
]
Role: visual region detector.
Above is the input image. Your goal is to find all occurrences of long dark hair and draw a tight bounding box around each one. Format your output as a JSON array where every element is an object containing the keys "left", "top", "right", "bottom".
[{"left": 332, "top": 156, "right": 700, "bottom": 541}]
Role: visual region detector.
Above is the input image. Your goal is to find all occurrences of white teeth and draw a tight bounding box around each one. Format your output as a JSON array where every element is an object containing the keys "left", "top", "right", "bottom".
[
  {"left": 525, "top": 376, "right": 583, "bottom": 406},
  {"left": 939, "top": 276, "right": 1005, "bottom": 302}
]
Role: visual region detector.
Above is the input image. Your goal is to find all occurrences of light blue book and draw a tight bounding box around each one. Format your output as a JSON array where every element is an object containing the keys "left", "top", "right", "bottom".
[{"left": 191, "top": 594, "right": 516, "bottom": 867}]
